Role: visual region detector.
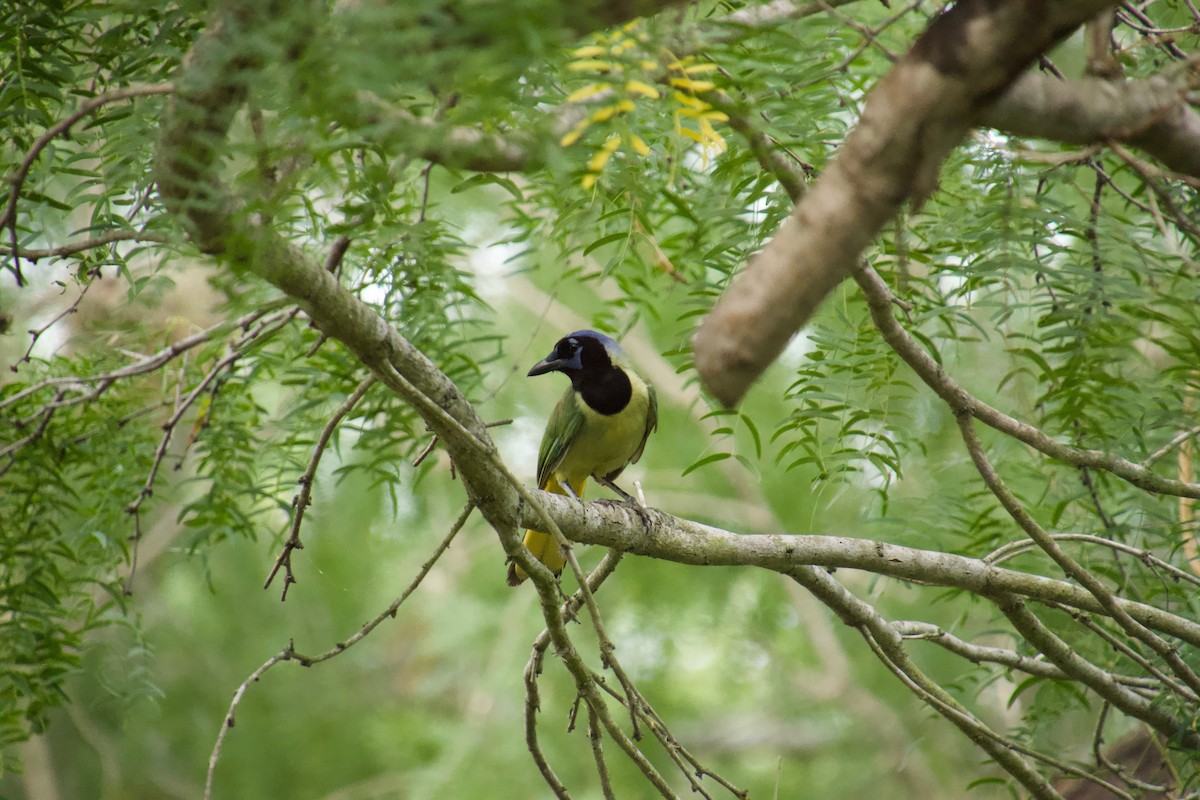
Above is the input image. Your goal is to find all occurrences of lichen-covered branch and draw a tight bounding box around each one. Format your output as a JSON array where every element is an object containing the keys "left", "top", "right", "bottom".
[
  {"left": 982, "top": 64, "right": 1200, "bottom": 177},
  {"left": 508, "top": 494, "right": 1200, "bottom": 647},
  {"left": 693, "top": 0, "right": 1122, "bottom": 406}
]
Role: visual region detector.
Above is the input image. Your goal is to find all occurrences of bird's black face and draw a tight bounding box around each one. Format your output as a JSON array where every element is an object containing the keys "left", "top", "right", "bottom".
[
  {"left": 527, "top": 332, "right": 612, "bottom": 377},
  {"left": 528, "top": 331, "right": 631, "bottom": 415}
]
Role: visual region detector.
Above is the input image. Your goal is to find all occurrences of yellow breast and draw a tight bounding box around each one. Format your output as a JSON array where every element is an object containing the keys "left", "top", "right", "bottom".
[{"left": 553, "top": 377, "right": 651, "bottom": 485}]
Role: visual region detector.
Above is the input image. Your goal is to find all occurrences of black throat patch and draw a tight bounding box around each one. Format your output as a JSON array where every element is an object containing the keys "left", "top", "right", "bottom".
[
  {"left": 575, "top": 366, "right": 632, "bottom": 416},
  {"left": 569, "top": 337, "right": 632, "bottom": 415}
]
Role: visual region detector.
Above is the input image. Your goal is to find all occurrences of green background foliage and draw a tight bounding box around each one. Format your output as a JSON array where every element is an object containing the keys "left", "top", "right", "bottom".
[{"left": 2, "top": 0, "right": 1198, "bottom": 797}]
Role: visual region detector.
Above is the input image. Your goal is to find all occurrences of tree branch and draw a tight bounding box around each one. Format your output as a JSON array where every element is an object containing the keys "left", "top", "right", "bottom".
[
  {"left": 203, "top": 501, "right": 471, "bottom": 800},
  {"left": 693, "top": 0, "right": 1121, "bottom": 406},
  {"left": 789, "top": 564, "right": 1064, "bottom": 799},
  {"left": 982, "top": 64, "right": 1200, "bottom": 178},
  {"left": 0, "top": 230, "right": 172, "bottom": 261},
  {"left": 995, "top": 595, "right": 1199, "bottom": 748},
  {"left": 958, "top": 413, "right": 1200, "bottom": 698},
  {"left": 892, "top": 621, "right": 1161, "bottom": 693},
  {"left": 1, "top": 83, "right": 174, "bottom": 286},
  {"left": 263, "top": 375, "right": 377, "bottom": 600},
  {"left": 852, "top": 264, "right": 1200, "bottom": 500},
  {"left": 507, "top": 494, "right": 1200, "bottom": 648}
]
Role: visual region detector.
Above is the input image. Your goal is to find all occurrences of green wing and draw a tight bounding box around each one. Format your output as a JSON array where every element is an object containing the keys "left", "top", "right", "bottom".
[
  {"left": 627, "top": 382, "right": 657, "bottom": 466},
  {"left": 536, "top": 388, "right": 584, "bottom": 489}
]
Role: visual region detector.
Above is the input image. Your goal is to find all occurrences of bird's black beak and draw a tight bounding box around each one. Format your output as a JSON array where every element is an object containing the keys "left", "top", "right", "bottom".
[{"left": 527, "top": 353, "right": 564, "bottom": 377}]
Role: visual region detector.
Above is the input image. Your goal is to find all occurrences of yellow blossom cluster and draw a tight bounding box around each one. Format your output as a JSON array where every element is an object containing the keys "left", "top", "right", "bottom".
[{"left": 559, "top": 23, "right": 728, "bottom": 189}]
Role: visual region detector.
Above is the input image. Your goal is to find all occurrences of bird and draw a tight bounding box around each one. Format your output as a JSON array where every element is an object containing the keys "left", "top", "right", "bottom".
[{"left": 507, "top": 330, "right": 658, "bottom": 586}]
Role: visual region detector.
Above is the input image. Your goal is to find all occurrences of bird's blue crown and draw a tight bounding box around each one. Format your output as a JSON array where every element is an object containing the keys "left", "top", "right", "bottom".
[{"left": 567, "top": 329, "right": 621, "bottom": 354}]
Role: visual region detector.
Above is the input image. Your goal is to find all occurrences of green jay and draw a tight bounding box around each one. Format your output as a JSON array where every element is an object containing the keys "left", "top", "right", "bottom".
[{"left": 507, "top": 330, "right": 658, "bottom": 586}]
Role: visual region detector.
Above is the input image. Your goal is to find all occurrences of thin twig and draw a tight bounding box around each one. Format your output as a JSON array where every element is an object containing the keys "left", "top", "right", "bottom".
[
  {"left": 125, "top": 308, "right": 299, "bottom": 593},
  {"left": 960, "top": 414, "right": 1200, "bottom": 700},
  {"left": 264, "top": 375, "right": 377, "bottom": 599},
  {"left": 984, "top": 532, "right": 1200, "bottom": 590},
  {"left": 524, "top": 550, "right": 626, "bottom": 799},
  {"left": 412, "top": 418, "right": 513, "bottom": 470},
  {"left": 12, "top": 267, "right": 101, "bottom": 371},
  {"left": 2, "top": 83, "right": 174, "bottom": 286},
  {"left": 0, "top": 390, "right": 65, "bottom": 475},
  {"left": 892, "top": 621, "right": 1161, "bottom": 692},
  {"left": 0, "top": 230, "right": 171, "bottom": 261},
  {"left": 203, "top": 502, "right": 472, "bottom": 800},
  {"left": 204, "top": 644, "right": 296, "bottom": 800},
  {"left": 0, "top": 302, "right": 289, "bottom": 414},
  {"left": 587, "top": 704, "right": 617, "bottom": 800},
  {"left": 1145, "top": 424, "right": 1200, "bottom": 467}
]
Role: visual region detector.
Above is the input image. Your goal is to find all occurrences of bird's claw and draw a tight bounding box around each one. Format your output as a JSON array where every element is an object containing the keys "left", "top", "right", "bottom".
[{"left": 595, "top": 491, "right": 653, "bottom": 531}]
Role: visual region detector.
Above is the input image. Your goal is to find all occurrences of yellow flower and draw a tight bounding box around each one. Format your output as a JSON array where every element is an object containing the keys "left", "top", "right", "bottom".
[
  {"left": 669, "top": 77, "right": 715, "bottom": 93},
  {"left": 567, "top": 59, "right": 619, "bottom": 72},
  {"left": 624, "top": 80, "right": 660, "bottom": 99},
  {"left": 566, "top": 83, "right": 609, "bottom": 103},
  {"left": 672, "top": 91, "right": 707, "bottom": 110},
  {"left": 571, "top": 45, "right": 607, "bottom": 58}
]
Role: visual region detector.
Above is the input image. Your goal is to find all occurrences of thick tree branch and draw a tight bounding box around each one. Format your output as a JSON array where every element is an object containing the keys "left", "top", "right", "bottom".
[
  {"left": 509, "top": 494, "right": 1200, "bottom": 648},
  {"left": 982, "top": 65, "right": 1200, "bottom": 177},
  {"left": 154, "top": 8, "right": 693, "bottom": 797},
  {"left": 693, "top": 0, "right": 1121, "bottom": 406}
]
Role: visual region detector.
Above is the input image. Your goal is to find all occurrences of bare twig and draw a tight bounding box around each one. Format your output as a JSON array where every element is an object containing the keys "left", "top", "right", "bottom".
[
  {"left": 263, "top": 375, "right": 377, "bottom": 599},
  {"left": 203, "top": 502, "right": 472, "bottom": 800},
  {"left": 412, "top": 418, "right": 513, "bottom": 470},
  {"left": 2, "top": 83, "right": 174, "bottom": 286},
  {"left": 524, "top": 551, "right": 624, "bottom": 799},
  {"left": 204, "top": 644, "right": 296, "bottom": 800},
  {"left": 1145, "top": 424, "right": 1200, "bottom": 467},
  {"left": 984, "top": 532, "right": 1200, "bottom": 590},
  {"left": 12, "top": 268, "right": 101, "bottom": 372},
  {"left": 959, "top": 414, "right": 1200, "bottom": 699},
  {"left": 0, "top": 230, "right": 172, "bottom": 261},
  {"left": 0, "top": 302, "right": 289, "bottom": 414},
  {"left": 587, "top": 704, "right": 616, "bottom": 800},
  {"left": 0, "top": 390, "right": 65, "bottom": 474},
  {"left": 891, "top": 621, "right": 1161, "bottom": 692},
  {"left": 125, "top": 307, "right": 300, "bottom": 593}
]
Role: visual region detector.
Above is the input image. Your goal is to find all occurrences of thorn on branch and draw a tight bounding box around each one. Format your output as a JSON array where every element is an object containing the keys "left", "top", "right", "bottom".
[{"left": 265, "top": 376, "right": 376, "bottom": 599}]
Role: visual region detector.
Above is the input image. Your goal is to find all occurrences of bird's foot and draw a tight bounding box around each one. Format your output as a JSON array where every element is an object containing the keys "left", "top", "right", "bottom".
[
  {"left": 596, "top": 477, "right": 653, "bottom": 531},
  {"left": 597, "top": 476, "right": 640, "bottom": 506}
]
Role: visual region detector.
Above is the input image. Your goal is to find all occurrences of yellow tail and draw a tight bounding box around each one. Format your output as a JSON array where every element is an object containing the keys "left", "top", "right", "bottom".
[{"left": 507, "top": 475, "right": 586, "bottom": 586}]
